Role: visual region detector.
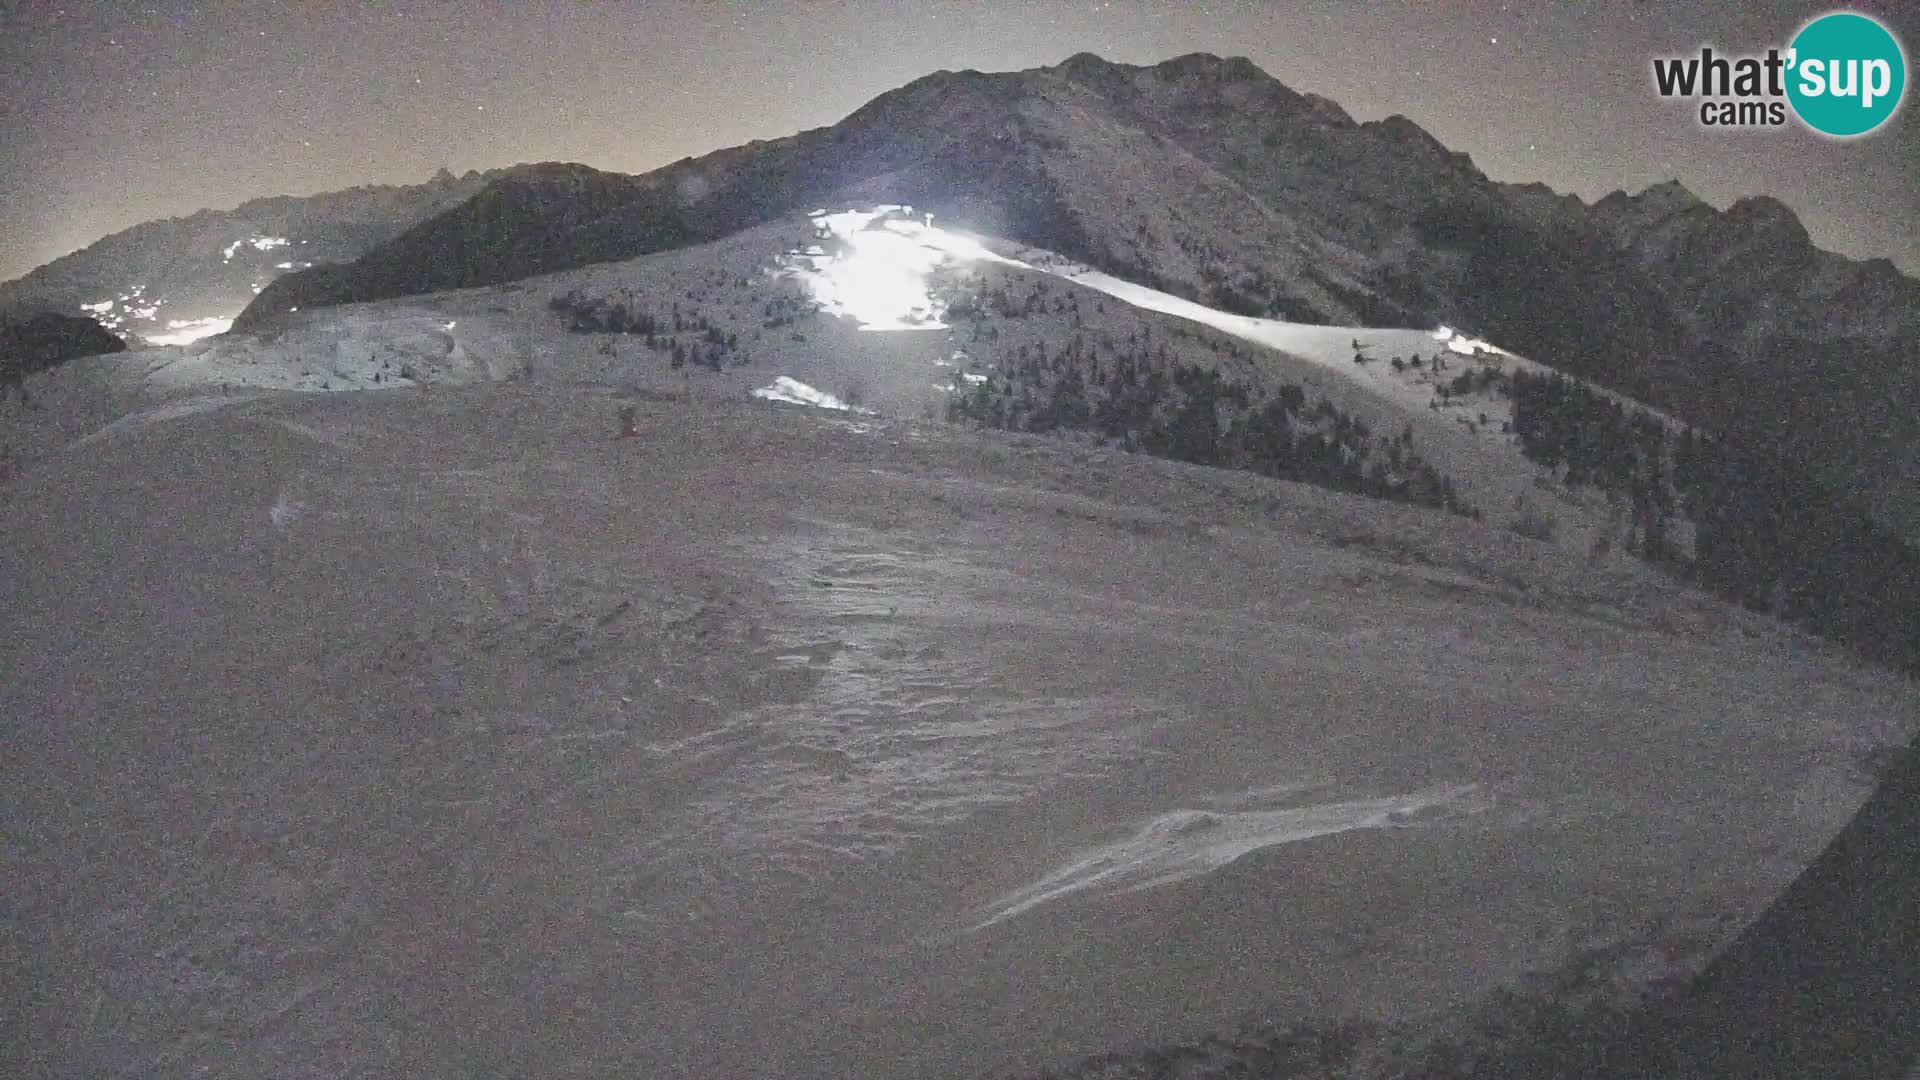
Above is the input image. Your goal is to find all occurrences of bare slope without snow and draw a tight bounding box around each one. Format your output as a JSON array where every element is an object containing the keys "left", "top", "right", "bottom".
[{"left": 4, "top": 380, "right": 1917, "bottom": 1078}]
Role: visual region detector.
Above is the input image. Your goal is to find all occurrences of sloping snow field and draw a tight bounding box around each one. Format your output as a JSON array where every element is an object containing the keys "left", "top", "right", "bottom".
[
  {"left": 3, "top": 383, "right": 1914, "bottom": 1078},
  {"left": 2, "top": 208, "right": 1914, "bottom": 1077}
]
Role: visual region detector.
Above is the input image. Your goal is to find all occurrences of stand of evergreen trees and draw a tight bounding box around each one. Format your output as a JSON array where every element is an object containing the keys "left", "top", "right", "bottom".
[
  {"left": 547, "top": 291, "right": 742, "bottom": 372},
  {"left": 948, "top": 332, "right": 1475, "bottom": 518},
  {"left": 1508, "top": 369, "right": 1677, "bottom": 561},
  {"left": 1506, "top": 367, "right": 1920, "bottom": 673}
]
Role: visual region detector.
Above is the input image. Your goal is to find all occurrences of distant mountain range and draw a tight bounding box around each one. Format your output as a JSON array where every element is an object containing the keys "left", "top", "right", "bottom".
[
  {"left": 0, "top": 168, "right": 502, "bottom": 339},
  {"left": 8, "top": 52, "right": 1917, "bottom": 528}
]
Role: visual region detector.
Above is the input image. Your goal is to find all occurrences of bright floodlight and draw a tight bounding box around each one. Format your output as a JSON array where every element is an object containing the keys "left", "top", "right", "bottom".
[{"left": 790, "top": 206, "right": 1023, "bottom": 331}]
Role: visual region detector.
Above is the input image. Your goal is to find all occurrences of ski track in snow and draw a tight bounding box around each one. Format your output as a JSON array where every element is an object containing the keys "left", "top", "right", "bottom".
[
  {"left": 637, "top": 529, "right": 1178, "bottom": 886},
  {"left": 968, "top": 782, "right": 1494, "bottom": 930},
  {"left": 53, "top": 210, "right": 1700, "bottom": 905},
  {"left": 628, "top": 513, "right": 1497, "bottom": 924}
]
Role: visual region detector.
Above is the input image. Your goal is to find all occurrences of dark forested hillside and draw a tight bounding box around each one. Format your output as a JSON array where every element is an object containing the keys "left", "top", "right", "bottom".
[
  {"left": 1505, "top": 366, "right": 1920, "bottom": 674},
  {"left": 942, "top": 279, "right": 1475, "bottom": 519},
  {"left": 0, "top": 313, "right": 125, "bottom": 398}
]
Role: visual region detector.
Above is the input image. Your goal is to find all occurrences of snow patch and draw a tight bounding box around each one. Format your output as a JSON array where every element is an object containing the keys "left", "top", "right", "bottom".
[
  {"left": 1433, "top": 325, "right": 1507, "bottom": 357},
  {"left": 268, "top": 487, "right": 305, "bottom": 532},
  {"left": 145, "top": 317, "right": 233, "bottom": 346},
  {"left": 223, "top": 235, "right": 291, "bottom": 263},
  {"left": 752, "top": 375, "right": 873, "bottom": 414},
  {"left": 132, "top": 307, "right": 495, "bottom": 394}
]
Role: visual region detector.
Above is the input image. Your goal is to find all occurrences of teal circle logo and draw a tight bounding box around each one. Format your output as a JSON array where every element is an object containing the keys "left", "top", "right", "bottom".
[{"left": 1786, "top": 11, "right": 1907, "bottom": 137}]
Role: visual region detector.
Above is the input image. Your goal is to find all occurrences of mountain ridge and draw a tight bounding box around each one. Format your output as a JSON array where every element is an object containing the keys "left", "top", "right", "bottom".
[
  {"left": 15, "top": 51, "right": 1919, "bottom": 528},
  {"left": 234, "top": 54, "right": 1920, "bottom": 528},
  {"left": 0, "top": 168, "right": 508, "bottom": 339}
]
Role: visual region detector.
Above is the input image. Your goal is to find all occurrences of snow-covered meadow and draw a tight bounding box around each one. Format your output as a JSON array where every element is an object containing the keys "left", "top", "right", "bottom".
[
  {"left": 3, "top": 205, "right": 1911, "bottom": 1078},
  {"left": 4, "top": 379, "right": 1914, "bottom": 1078}
]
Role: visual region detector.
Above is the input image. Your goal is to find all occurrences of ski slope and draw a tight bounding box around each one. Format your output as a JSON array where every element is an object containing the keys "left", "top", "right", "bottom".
[
  {"left": 5, "top": 207, "right": 1915, "bottom": 1079},
  {"left": 12, "top": 204, "right": 1684, "bottom": 565},
  {"left": 5, "top": 383, "right": 1913, "bottom": 1079}
]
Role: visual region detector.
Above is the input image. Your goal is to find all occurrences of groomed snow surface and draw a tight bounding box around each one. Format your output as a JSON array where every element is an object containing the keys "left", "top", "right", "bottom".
[
  {"left": 5, "top": 207, "right": 1904, "bottom": 1076},
  {"left": 4, "top": 385, "right": 1914, "bottom": 1079}
]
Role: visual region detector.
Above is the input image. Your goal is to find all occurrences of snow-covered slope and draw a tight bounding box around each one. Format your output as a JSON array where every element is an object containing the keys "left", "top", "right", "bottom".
[
  {"left": 225, "top": 53, "right": 1918, "bottom": 537},
  {"left": 997, "top": 241, "right": 1694, "bottom": 556},
  {"left": 7, "top": 189, "right": 1920, "bottom": 1078},
  {"left": 4, "top": 205, "right": 1686, "bottom": 563},
  {"left": 5, "top": 381, "right": 1913, "bottom": 1079}
]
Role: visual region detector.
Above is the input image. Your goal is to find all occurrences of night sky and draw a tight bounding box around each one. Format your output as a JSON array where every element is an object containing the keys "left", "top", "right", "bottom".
[{"left": 3, "top": 0, "right": 1916, "bottom": 282}]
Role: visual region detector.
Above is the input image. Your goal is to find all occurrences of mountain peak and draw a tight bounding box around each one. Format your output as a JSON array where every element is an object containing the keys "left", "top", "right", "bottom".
[
  {"left": 1151, "top": 52, "right": 1269, "bottom": 81},
  {"left": 1638, "top": 179, "right": 1706, "bottom": 209},
  {"left": 1591, "top": 180, "right": 1708, "bottom": 225},
  {"left": 1059, "top": 51, "right": 1115, "bottom": 72},
  {"left": 1725, "top": 195, "right": 1810, "bottom": 245},
  {"left": 1050, "top": 51, "right": 1271, "bottom": 84},
  {"left": 1376, "top": 114, "right": 1441, "bottom": 144},
  {"left": 1363, "top": 114, "right": 1475, "bottom": 172},
  {"left": 1050, "top": 51, "right": 1141, "bottom": 99}
]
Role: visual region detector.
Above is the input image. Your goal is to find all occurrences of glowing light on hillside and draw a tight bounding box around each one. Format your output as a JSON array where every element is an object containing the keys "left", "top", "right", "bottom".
[
  {"left": 145, "top": 317, "right": 232, "bottom": 346},
  {"left": 787, "top": 206, "right": 1024, "bottom": 331},
  {"left": 1432, "top": 325, "right": 1502, "bottom": 357}
]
